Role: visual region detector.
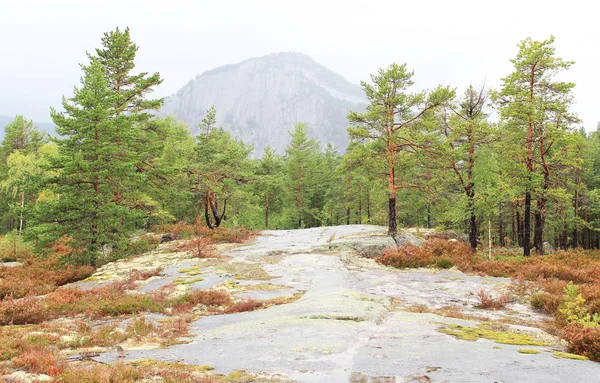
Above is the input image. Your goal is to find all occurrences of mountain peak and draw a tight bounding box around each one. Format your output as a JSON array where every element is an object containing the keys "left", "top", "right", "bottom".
[{"left": 160, "top": 53, "right": 366, "bottom": 155}]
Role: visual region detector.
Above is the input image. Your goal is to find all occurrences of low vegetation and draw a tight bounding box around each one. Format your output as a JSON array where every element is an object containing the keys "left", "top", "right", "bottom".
[
  {"left": 376, "top": 238, "right": 600, "bottom": 360},
  {"left": 0, "top": 225, "right": 275, "bottom": 380}
]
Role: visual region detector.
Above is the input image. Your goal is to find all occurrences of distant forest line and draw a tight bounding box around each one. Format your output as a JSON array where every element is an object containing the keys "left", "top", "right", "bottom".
[{"left": 1, "top": 28, "right": 598, "bottom": 264}]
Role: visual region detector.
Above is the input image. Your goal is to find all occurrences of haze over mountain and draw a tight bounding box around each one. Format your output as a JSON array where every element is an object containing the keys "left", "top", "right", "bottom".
[{"left": 158, "top": 52, "right": 367, "bottom": 154}]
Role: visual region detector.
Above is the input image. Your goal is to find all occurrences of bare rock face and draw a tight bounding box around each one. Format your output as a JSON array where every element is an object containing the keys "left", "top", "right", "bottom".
[{"left": 158, "top": 52, "right": 367, "bottom": 155}]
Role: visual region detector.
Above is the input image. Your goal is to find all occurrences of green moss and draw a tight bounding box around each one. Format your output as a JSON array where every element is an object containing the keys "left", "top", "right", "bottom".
[
  {"left": 223, "top": 370, "right": 287, "bottom": 383},
  {"left": 217, "top": 262, "right": 275, "bottom": 280},
  {"left": 305, "top": 314, "right": 365, "bottom": 322},
  {"left": 178, "top": 267, "right": 202, "bottom": 276},
  {"left": 174, "top": 277, "right": 204, "bottom": 285},
  {"left": 245, "top": 283, "right": 290, "bottom": 291},
  {"left": 83, "top": 272, "right": 117, "bottom": 282},
  {"left": 553, "top": 352, "right": 589, "bottom": 360},
  {"left": 260, "top": 253, "right": 285, "bottom": 265},
  {"left": 129, "top": 358, "right": 214, "bottom": 371},
  {"left": 442, "top": 276, "right": 464, "bottom": 281},
  {"left": 438, "top": 324, "right": 549, "bottom": 346},
  {"left": 221, "top": 280, "right": 239, "bottom": 289},
  {"left": 518, "top": 348, "right": 541, "bottom": 354}
]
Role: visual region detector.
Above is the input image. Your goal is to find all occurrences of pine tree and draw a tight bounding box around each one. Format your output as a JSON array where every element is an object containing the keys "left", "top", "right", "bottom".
[
  {"left": 284, "top": 123, "right": 319, "bottom": 228},
  {"left": 492, "top": 36, "right": 577, "bottom": 255},
  {"left": 90, "top": 27, "right": 164, "bottom": 220},
  {"left": 256, "top": 146, "right": 284, "bottom": 229},
  {"left": 191, "top": 108, "right": 252, "bottom": 229},
  {"left": 30, "top": 60, "right": 138, "bottom": 264},
  {"left": 348, "top": 63, "right": 454, "bottom": 237},
  {"left": 437, "top": 85, "right": 493, "bottom": 251},
  {"left": 92, "top": 27, "right": 162, "bottom": 117}
]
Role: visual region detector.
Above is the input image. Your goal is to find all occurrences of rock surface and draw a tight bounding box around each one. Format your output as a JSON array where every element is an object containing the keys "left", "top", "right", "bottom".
[
  {"left": 158, "top": 52, "right": 367, "bottom": 155},
  {"left": 94, "top": 225, "right": 600, "bottom": 382},
  {"left": 0, "top": 261, "right": 23, "bottom": 267},
  {"left": 2, "top": 371, "right": 52, "bottom": 382}
]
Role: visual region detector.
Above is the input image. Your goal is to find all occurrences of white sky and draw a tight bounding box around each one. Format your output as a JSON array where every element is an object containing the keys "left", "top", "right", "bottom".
[{"left": 1, "top": 0, "right": 598, "bottom": 129}]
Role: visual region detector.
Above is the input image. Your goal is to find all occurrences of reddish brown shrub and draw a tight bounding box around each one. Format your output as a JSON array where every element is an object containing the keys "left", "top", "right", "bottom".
[
  {"left": 166, "top": 221, "right": 196, "bottom": 237},
  {"left": 563, "top": 323, "right": 600, "bottom": 361},
  {"left": 530, "top": 292, "right": 563, "bottom": 314},
  {"left": 0, "top": 296, "right": 48, "bottom": 325},
  {"left": 54, "top": 362, "right": 143, "bottom": 383},
  {"left": 176, "top": 237, "right": 216, "bottom": 259},
  {"left": 201, "top": 227, "right": 255, "bottom": 244},
  {"left": 224, "top": 300, "right": 264, "bottom": 314},
  {"left": 12, "top": 349, "right": 64, "bottom": 376},
  {"left": 0, "top": 257, "right": 93, "bottom": 300},
  {"left": 376, "top": 246, "right": 435, "bottom": 269},
  {"left": 51, "top": 236, "right": 76, "bottom": 257},
  {"left": 111, "top": 268, "right": 163, "bottom": 291},
  {"left": 54, "top": 361, "right": 218, "bottom": 383},
  {"left": 173, "top": 290, "right": 231, "bottom": 309},
  {"left": 376, "top": 239, "right": 473, "bottom": 270},
  {"left": 475, "top": 289, "right": 511, "bottom": 310}
]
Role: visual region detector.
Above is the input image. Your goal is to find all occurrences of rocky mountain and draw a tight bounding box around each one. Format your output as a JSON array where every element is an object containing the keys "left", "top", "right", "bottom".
[{"left": 158, "top": 52, "right": 367, "bottom": 155}]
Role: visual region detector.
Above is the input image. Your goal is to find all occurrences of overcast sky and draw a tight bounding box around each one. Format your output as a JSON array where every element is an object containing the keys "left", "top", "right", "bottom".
[{"left": 1, "top": 0, "right": 598, "bottom": 129}]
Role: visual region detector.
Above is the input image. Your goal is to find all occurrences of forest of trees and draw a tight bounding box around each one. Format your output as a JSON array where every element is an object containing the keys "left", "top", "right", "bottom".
[{"left": 1, "top": 30, "right": 599, "bottom": 264}]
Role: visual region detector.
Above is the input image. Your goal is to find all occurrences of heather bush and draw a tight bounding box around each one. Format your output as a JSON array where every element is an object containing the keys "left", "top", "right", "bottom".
[
  {"left": 0, "top": 255, "right": 94, "bottom": 299},
  {"left": 475, "top": 289, "right": 510, "bottom": 310},
  {"left": 0, "top": 296, "right": 48, "bottom": 325},
  {"left": 376, "top": 246, "right": 435, "bottom": 269},
  {"left": 563, "top": 323, "right": 600, "bottom": 361},
  {"left": 12, "top": 349, "right": 64, "bottom": 376}
]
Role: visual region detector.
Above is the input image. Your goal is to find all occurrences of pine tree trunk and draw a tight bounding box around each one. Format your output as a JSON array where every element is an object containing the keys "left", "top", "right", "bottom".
[
  {"left": 358, "top": 199, "right": 362, "bottom": 224},
  {"left": 523, "top": 191, "right": 532, "bottom": 256},
  {"left": 18, "top": 190, "right": 24, "bottom": 236},
  {"left": 512, "top": 206, "right": 516, "bottom": 244},
  {"left": 346, "top": 175, "right": 351, "bottom": 225},
  {"left": 367, "top": 190, "right": 371, "bottom": 223},
  {"left": 205, "top": 192, "right": 215, "bottom": 229},
  {"left": 517, "top": 209, "right": 523, "bottom": 247},
  {"left": 265, "top": 194, "right": 269, "bottom": 229},
  {"left": 573, "top": 191, "right": 579, "bottom": 248},
  {"left": 499, "top": 204, "right": 504, "bottom": 247},
  {"left": 388, "top": 197, "right": 397, "bottom": 238},
  {"left": 533, "top": 210, "right": 544, "bottom": 255},
  {"left": 468, "top": 193, "right": 477, "bottom": 252},
  {"left": 427, "top": 205, "right": 431, "bottom": 229}
]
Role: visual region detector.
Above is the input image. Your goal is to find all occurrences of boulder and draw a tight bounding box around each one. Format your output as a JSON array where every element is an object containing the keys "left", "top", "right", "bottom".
[
  {"left": 543, "top": 241, "right": 555, "bottom": 254},
  {"left": 331, "top": 231, "right": 424, "bottom": 258},
  {"left": 394, "top": 232, "right": 424, "bottom": 247},
  {"left": 2, "top": 371, "right": 52, "bottom": 382},
  {"left": 160, "top": 233, "right": 182, "bottom": 244}
]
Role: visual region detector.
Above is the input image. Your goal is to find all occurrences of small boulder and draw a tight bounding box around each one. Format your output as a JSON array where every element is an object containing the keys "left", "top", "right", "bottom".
[
  {"left": 542, "top": 241, "right": 555, "bottom": 254},
  {"left": 394, "top": 232, "right": 424, "bottom": 247},
  {"left": 3, "top": 371, "right": 52, "bottom": 382},
  {"left": 160, "top": 233, "right": 182, "bottom": 244},
  {"left": 0, "top": 261, "right": 23, "bottom": 268}
]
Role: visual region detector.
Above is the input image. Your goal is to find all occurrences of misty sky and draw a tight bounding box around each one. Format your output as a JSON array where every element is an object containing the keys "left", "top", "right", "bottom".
[{"left": 1, "top": 0, "right": 598, "bottom": 129}]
